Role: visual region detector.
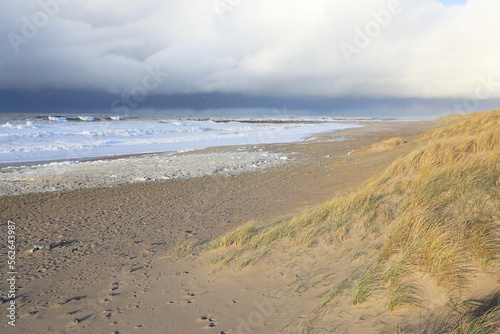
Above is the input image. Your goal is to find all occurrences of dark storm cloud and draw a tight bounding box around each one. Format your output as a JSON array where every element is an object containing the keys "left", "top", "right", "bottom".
[
  {"left": 3, "top": 88, "right": 499, "bottom": 117},
  {"left": 1, "top": 0, "right": 499, "bottom": 115}
]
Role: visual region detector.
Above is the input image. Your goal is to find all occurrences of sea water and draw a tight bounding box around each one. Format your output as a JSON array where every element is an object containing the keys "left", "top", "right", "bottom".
[{"left": 0, "top": 113, "right": 366, "bottom": 166}]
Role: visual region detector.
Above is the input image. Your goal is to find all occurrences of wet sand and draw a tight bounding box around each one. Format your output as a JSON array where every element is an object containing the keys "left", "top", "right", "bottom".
[{"left": 0, "top": 120, "right": 435, "bottom": 333}]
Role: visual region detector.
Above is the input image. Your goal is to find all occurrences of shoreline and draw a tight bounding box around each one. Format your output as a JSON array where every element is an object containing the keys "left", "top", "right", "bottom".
[
  {"left": 0, "top": 117, "right": 431, "bottom": 170},
  {"left": 0, "top": 149, "right": 291, "bottom": 197},
  {"left": 0, "top": 119, "right": 367, "bottom": 170},
  {"left": 0, "top": 121, "right": 383, "bottom": 197},
  {"left": 0, "top": 114, "right": 367, "bottom": 168},
  {"left": 0, "top": 124, "right": 363, "bottom": 170},
  {"left": 0, "top": 120, "right": 436, "bottom": 333}
]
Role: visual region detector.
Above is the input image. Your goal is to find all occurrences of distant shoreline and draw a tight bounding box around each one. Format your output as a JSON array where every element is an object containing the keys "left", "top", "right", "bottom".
[{"left": 0, "top": 114, "right": 370, "bottom": 167}]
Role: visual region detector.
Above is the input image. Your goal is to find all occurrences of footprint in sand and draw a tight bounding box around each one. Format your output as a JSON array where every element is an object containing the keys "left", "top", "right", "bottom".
[
  {"left": 102, "top": 309, "right": 113, "bottom": 318},
  {"left": 64, "top": 310, "right": 80, "bottom": 317},
  {"left": 55, "top": 296, "right": 86, "bottom": 306},
  {"left": 103, "top": 293, "right": 119, "bottom": 302},
  {"left": 67, "top": 313, "right": 95, "bottom": 328},
  {"left": 182, "top": 288, "right": 196, "bottom": 304},
  {"left": 198, "top": 315, "right": 218, "bottom": 329}
]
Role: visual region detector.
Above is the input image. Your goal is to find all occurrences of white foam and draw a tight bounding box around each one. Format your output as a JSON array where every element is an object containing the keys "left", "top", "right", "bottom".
[
  {"left": 0, "top": 150, "right": 293, "bottom": 196},
  {"left": 48, "top": 116, "right": 67, "bottom": 122},
  {"left": 1, "top": 121, "right": 36, "bottom": 129},
  {"left": 0, "top": 117, "right": 362, "bottom": 164}
]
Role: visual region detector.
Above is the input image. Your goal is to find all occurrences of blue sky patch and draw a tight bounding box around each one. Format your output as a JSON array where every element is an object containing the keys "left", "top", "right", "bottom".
[{"left": 436, "top": 0, "right": 467, "bottom": 5}]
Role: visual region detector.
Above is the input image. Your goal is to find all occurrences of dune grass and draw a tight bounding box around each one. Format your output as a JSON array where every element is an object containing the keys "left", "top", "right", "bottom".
[
  {"left": 171, "top": 239, "right": 194, "bottom": 258},
  {"left": 414, "top": 292, "right": 500, "bottom": 334},
  {"left": 387, "top": 281, "right": 424, "bottom": 311},
  {"left": 361, "top": 136, "right": 406, "bottom": 151},
  {"left": 352, "top": 265, "right": 383, "bottom": 305},
  {"left": 205, "top": 109, "right": 500, "bottom": 331}
]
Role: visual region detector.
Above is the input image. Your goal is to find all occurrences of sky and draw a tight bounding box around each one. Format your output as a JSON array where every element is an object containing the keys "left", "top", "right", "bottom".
[{"left": 1, "top": 0, "right": 499, "bottom": 116}]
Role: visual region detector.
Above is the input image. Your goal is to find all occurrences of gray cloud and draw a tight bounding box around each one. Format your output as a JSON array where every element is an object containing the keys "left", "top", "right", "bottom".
[{"left": 1, "top": 0, "right": 499, "bottom": 101}]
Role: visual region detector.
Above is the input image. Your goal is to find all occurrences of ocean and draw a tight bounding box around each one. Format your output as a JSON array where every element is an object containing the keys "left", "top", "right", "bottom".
[{"left": 0, "top": 113, "right": 368, "bottom": 166}]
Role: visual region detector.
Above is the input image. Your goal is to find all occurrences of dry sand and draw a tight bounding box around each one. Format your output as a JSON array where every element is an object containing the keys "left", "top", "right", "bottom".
[{"left": 0, "top": 120, "right": 436, "bottom": 333}]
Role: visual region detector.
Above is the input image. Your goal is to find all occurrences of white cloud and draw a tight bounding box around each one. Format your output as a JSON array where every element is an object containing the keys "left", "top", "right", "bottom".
[{"left": 1, "top": 0, "right": 499, "bottom": 99}]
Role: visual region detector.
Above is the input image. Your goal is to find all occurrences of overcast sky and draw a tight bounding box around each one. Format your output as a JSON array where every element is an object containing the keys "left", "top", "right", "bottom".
[{"left": 1, "top": 0, "right": 499, "bottom": 115}]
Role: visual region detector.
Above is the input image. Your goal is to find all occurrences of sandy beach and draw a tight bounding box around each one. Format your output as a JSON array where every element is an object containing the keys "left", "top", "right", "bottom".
[
  {"left": 3, "top": 1, "right": 499, "bottom": 332},
  {"left": 1, "top": 120, "right": 437, "bottom": 333}
]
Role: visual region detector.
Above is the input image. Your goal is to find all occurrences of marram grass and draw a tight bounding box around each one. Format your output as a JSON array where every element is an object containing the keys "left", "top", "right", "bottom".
[{"left": 205, "top": 109, "right": 500, "bottom": 331}]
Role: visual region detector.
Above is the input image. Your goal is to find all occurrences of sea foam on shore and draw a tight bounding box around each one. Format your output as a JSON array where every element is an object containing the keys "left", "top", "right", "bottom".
[
  {"left": 0, "top": 149, "right": 291, "bottom": 197},
  {"left": 0, "top": 114, "right": 362, "bottom": 164}
]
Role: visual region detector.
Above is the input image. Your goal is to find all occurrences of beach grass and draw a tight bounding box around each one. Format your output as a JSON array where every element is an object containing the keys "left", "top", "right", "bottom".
[
  {"left": 205, "top": 109, "right": 500, "bottom": 331},
  {"left": 360, "top": 136, "right": 406, "bottom": 151},
  {"left": 171, "top": 239, "right": 194, "bottom": 258}
]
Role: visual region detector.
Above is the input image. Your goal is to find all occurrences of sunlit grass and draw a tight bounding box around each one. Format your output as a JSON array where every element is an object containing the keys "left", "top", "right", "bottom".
[
  {"left": 388, "top": 281, "right": 423, "bottom": 311},
  {"left": 203, "top": 109, "right": 500, "bottom": 330},
  {"left": 449, "top": 306, "right": 500, "bottom": 334},
  {"left": 171, "top": 239, "right": 194, "bottom": 258},
  {"left": 352, "top": 265, "right": 383, "bottom": 305},
  {"left": 361, "top": 136, "right": 406, "bottom": 151}
]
